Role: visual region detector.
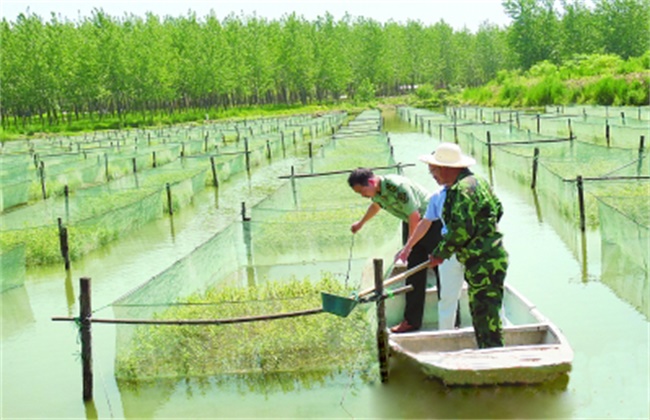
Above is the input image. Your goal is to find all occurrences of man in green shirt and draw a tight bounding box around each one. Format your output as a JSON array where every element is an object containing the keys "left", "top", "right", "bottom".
[
  {"left": 422, "top": 142, "right": 508, "bottom": 348},
  {"left": 348, "top": 168, "right": 442, "bottom": 333}
]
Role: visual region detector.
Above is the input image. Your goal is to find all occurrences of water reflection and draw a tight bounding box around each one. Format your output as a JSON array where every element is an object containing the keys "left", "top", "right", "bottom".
[
  {"left": 369, "top": 357, "right": 571, "bottom": 419},
  {"left": 64, "top": 269, "right": 75, "bottom": 316},
  {"left": 601, "top": 238, "right": 649, "bottom": 319},
  {"left": 84, "top": 399, "right": 98, "bottom": 419},
  {"left": 1, "top": 285, "right": 35, "bottom": 340},
  {"left": 118, "top": 368, "right": 376, "bottom": 418}
]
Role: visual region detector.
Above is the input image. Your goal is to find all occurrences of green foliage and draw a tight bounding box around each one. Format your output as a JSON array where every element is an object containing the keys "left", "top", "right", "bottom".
[
  {"left": 583, "top": 75, "right": 629, "bottom": 105},
  {"left": 527, "top": 60, "right": 559, "bottom": 78},
  {"left": 355, "top": 78, "right": 376, "bottom": 103},
  {"left": 2, "top": 3, "right": 649, "bottom": 136},
  {"left": 455, "top": 53, "right": 649, "bottom": 107},
  {"left": 414, "top": 84, "right": 436, "bottom": 100},
  {"left": 526, "top": 75, "right": 568, "bottom": 106},
  {"left": 498, "top": 78, "right": 527, "bottom": 106}
]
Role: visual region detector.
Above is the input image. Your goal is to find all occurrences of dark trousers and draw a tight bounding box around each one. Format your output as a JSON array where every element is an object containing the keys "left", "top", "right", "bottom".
[{"left": 401, "top": 220, "right": 442, "bottom": 329}]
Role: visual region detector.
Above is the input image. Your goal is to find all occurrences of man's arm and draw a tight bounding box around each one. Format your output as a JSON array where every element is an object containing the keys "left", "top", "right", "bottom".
[
  {"left": 407, "top": 210, "right": 421, "bottom": 237},
  {"left": 351, "top": 202, "right": 381, "bottom": 233},
  {"left": 432, "top": 188, "right": 476, "bottom": 260},
  {"left": 396, "top": 217, "right": 432, "bottom": 262}
]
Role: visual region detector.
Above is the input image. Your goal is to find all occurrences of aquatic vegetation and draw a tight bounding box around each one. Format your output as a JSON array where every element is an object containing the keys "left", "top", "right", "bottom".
[{"left": 115, "top": 274, "right": 377, "bottom": 383}]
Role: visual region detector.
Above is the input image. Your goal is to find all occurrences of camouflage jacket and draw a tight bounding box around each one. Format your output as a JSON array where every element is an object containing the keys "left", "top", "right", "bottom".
[{"left": 432, "top": 169, "right": 505, "bottom": 266}]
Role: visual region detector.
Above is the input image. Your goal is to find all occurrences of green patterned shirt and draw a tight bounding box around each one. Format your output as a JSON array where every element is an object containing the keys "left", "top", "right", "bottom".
[
  {"left": 371, "top": 175, "right": 429, "bottom": 222},
  {"left": 433, "top": 169, "right": 505, "bottom": 265}
]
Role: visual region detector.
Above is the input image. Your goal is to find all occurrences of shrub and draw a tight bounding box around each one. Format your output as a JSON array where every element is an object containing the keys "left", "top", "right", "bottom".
[{"left": 526, "top": 76, "right": 568, "bottom": 106}]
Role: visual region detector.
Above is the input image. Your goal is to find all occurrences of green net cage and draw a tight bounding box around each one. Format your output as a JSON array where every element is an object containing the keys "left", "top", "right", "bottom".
[
  {"left": 597, "top": 194, "right": 649, "bottom": 319},
  {"left": 398, "top": 107, "right": 649, "bottom": 308},
  {"left": 108, "top": 110, "right": 393, "bottom": 383},
  {"left": 0, "top": 243, "right": 25, "bottom": 292}
]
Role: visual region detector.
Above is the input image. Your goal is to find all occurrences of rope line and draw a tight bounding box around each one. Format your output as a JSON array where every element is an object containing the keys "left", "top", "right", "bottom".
[{"left": 344, "top": 234, "right": 355, "bottom": 289}]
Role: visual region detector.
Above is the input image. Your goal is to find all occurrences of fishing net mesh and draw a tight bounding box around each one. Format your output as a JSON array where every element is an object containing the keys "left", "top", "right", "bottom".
[
  {"left": 109, "top": 110, "right": 397, "bottom": 382},
  {"left": 0, "top": 243, "right": 25, "bottom": 292},
  {"left": 0, "top": 113, "right": 346, "bottom": 271},
  {"left": 400, "top": 105, "right": 649, "bottom": 318}
]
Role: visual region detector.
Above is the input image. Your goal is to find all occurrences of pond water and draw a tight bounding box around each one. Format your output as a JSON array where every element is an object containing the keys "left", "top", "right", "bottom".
[{"left": 1, "top": 110, "right": 648, "bottom": 419}]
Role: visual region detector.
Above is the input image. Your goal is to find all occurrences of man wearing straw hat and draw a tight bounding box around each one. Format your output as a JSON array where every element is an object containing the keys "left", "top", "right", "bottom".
[{"left": 412, "top": 142, "right": 508, "bottom": 348}]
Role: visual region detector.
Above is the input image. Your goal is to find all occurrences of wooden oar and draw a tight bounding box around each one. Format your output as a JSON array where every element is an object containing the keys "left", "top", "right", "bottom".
[
  {"left": 321, "top": 261, "right": 430, "bottom": 317},
  {"left": 357, "top": 260, "right": 429, "bottom": 297}
]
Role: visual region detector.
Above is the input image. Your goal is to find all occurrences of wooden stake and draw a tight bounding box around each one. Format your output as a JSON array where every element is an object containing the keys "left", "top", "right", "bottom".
[
  {"left": 638, "top": 136, "right": 645, "bottom": 176},
  {"left": 577, "top": 175, "right": 586, "bottom": 232},
  {"left": 531, "top": 147, "right": 540, "bottom": 189},
  {"left": 374, "top": 258, "right": 389, "bottom": 383},
  {"left": 487, "top": 131, "right": 492, "bottom": 167},
  {"left": 39, "top": 161, "right": 46, "bottom": 199},
  {"left": 104, "top": 153, "right": 110, "bottom": 182},
  {"left": 210, "top": 156, "right": 219, "bottom": 188},
  {"left": 80, "top": 277, "right": 93, "bottom": 401},
  {"left": 58, "top": 217, "right": 70, "bottom": 270},
  {"left": 244, "top": 138, "right": 250, "bottom": 172},
  {"left": 64, "top": 185, "right": 70, "bottom": 221},
  {"left": 241, "top": 202, "right": 250, "bottom": 221},
  {"left": 166, "top": 183, "right": 173, "bottom": 215}
]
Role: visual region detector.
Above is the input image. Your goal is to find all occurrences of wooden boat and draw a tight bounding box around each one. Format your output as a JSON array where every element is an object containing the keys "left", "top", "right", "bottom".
[{"left": 383, "top": 273, "right": 573, "bottom": 386}]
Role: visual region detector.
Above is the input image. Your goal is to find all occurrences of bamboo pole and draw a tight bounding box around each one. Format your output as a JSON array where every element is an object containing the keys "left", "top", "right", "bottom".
[
  {"left": 488, "top": 137, "right": 572, "bottom": 146},
  {"left": 278, "top": 163, "right": 413, "bottom": 179},
  {"left": 52, "top": 308, "right": 324, "bottom": 325}
]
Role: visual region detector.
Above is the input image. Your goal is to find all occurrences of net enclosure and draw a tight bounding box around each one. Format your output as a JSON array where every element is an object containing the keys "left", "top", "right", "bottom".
[
  {"left": 107, "top": 110, "right": 404, "bottom": 384},
  {"left": 0, "top": 112, "right": 346, "bottom": 281},
  {"left": 400, "top": 105, "right": 648, "bottom": 319}
]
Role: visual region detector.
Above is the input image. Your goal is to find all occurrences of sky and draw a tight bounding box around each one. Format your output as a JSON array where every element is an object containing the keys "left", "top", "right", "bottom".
[{"left": 0, "top": 0, "right": 512, "bottom": 31}]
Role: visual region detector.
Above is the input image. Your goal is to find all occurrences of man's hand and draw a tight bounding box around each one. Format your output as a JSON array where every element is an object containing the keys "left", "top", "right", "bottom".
[
  {"left": 429, "top": 255, "right": 444, "bottom": 268},
  {"left": 351, "top": 221, "right": 363, "bottom": 233},
  {"left": 395, "top": 247, "right": 411, "bottom": 264}
]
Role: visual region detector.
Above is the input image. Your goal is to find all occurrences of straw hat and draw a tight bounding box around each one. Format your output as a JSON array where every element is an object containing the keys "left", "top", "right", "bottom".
[{"left": 418, "top": 142, "right": 476, "bottom": 168}]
